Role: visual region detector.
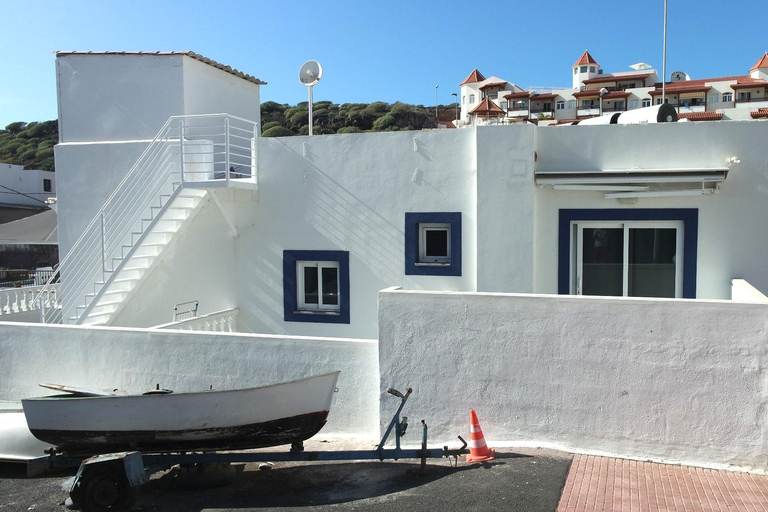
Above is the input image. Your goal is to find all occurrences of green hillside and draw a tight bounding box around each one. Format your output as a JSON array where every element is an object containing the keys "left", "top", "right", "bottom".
[
  {"left": 0, "top": 121, "right": 57, "bottom": 171},
  {"left": 0, "top": 101, "right": 458, "bottom": 170}
]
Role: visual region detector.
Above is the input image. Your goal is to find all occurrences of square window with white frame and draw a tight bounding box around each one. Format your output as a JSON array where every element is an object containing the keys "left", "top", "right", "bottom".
[
  {"left": 283, "top": 250, "right": 350, "bottom": 323},
  {"left": 642, "top": 98, "right": 651, "bottom": 107},
  {"left": 556, "top": 101, "right": 565, "bottom": 110},
  {"left": 722, "top": 92, "right": 733, "bottom": 102},
  {"left": 405, "top": 212, "right": 462, "bottom": 276}
]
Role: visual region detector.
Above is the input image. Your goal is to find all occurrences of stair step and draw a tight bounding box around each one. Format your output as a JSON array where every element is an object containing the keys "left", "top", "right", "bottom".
[
  {"left": 81, "top": 313, "right": 111, "bottom": 326},
  {"left": 160, "top": 208, "right": 190, "bottom": 221}
]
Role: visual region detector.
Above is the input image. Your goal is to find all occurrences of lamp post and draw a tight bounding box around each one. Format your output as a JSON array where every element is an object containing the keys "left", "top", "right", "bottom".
[
  {"left": 451, "top": 93, "right": 458, "bottom": 122},
  {"left": 435, "top": 85, "right": 440, "bottom": 124}
]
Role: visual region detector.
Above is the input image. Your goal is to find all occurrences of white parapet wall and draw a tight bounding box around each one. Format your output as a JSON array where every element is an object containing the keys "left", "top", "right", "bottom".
[
  {"left": 378, "top": 287, "right": 768, "bottom": 471},
  {"left": 0, "top": 323, "right": 379, "bottom": 438}
]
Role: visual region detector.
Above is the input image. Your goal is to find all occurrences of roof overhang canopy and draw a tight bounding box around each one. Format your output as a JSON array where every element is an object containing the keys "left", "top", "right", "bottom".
[{"left": 535, "top": 167, "right": 729, "bottom": 199}]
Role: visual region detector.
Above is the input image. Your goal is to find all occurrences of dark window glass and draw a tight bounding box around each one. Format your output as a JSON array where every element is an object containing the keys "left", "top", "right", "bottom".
[
  {"left": 425, "top": 230, "right": 448, "bottom": 257},
  {"left": 43, "top": 179, "right": 52, "bottom": 192},
  {"left": 322, "top": 267, "right": 338, "bottom": 305},
  {"left": 628, "top": 228, "right": 676, "bottom": 298},
  {"left": 303, "top": 266, "right": 318, "bottom": 304},
  {"left": 582, "top": 228, "right": 624, "bottom": 296}
]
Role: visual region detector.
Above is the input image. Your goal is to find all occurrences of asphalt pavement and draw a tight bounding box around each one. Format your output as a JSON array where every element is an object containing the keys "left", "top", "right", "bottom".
[{"left": 0, "top": 447, "right": 572, "bottom": 512}]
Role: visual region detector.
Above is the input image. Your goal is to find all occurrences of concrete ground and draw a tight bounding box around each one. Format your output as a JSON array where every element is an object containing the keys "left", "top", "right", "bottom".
[{"left": 0, "top": 446, "right": 571, "bottom": 512}]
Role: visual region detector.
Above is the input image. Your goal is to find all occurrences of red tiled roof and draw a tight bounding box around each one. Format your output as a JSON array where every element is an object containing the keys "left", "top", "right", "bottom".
[
  {"left": 573, "top": 90, "right": 601, "bottom": 98},
  {"left": 531, "top": 93, "right": 557, "bottom": 101},
  {"left": 730, "top": 79, "right": 768, "bottom": 90},
  {"left": 751, "top": 108, "right": 768, "bottom": 119},
  {"left": 649, "top": 85, "right": 711, "bottom": 95},
  {"left": 460, "top": 69, "right": 486, "bottom": 85},
  {"left": 573, "top": 51, "right": 599, "bottom": 67},
  {"left": 582, "top": 72, "right": 652, "bottom": 85},
  {"left": 678, "top": 111, "right": 723, "bottom": 121},
  {"left": 54, "top": 51, "right": 267, "bottom": 85},
  {"left": 751, "top": 53, "right": 768, "bottom": 72},
  {"left": 602, "top": 91, "right": 631, "bottom": 99},
  {"left": 479, "top": 81, "right": 507, "bottom": 91},
  {"left": 504, "top": 91, "right": 532, "bottom": 99},
  {"left": 470, "top": 97, "right": 505, "bottom": 115}
]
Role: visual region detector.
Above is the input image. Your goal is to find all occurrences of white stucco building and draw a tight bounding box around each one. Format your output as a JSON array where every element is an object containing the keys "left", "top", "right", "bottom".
[
  {"left": 460, "top": 51, "right": 768, "bottom": 125},
  {"left": 5, "top": 50, "right": 768, "bottom": 471}
]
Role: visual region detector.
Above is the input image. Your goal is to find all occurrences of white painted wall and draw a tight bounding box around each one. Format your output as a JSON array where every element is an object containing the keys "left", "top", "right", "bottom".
[
  {"left": 182, "top": 58, "right": 260, "bottom": 121},
  {"left": 475, "top": 126, "right": 535, "bottom": 292},
  {"left": 237, "top": 129, "right": 479, "bottom": 338},
  {"left": 0, "top": 163, "right": 55, "bottom": 208},
  {"left": 378, "top": 287, "right": 768, "bottom": 470},
  {"left": 534, "top": 121, "right": 768, "bottom": 299},
  {"left": 56, "top": 54, "right": 185, "bottom": 143},
  {"left": 0, "top": 322, "right": 379, "bottom": 438}
]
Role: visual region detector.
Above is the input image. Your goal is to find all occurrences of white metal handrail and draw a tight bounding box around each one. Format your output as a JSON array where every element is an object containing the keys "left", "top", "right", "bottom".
[{"left": 37, "top": 114, "right": 258, "bottom": 324}]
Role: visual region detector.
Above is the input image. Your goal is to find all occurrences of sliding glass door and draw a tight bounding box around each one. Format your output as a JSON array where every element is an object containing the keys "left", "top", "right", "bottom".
[{"left": 573, "top": 221, "right": 683, "bottom": 298}]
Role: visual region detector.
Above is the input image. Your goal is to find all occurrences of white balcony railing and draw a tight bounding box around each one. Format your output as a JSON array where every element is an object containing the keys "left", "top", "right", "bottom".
[
  {"left": 0, "top": 284, "right": 59, "bottom": 317},
  {"left": 153, "top": 308, "right": 239, "bottom": 332}
]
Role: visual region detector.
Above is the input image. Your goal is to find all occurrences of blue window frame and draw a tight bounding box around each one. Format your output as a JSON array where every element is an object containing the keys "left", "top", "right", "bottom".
[
  {"left": 558, "top": 209, "right": 698, "bottom": 298},
  {"left": 283, "top": 250, "right": 350, "bottom": 324},
  {"left": 404, "top": 212, "right": 462, "bottom": 276}
]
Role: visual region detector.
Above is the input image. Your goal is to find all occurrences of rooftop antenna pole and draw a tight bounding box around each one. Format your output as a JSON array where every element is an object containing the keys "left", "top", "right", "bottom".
[
  {"left": 662, "top": 0, "right": 668, "bottom": 104},
  {"left": 299, "top": 61, "right": 323, "bottom": 136},
  {"left": 435, "top": 85, "right": 439, "bottom": 123}
]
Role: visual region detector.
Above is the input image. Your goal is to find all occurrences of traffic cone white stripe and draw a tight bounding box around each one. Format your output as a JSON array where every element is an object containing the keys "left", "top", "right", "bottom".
[
  {"left": 468, "top": 438, "right": 487, "bottom": 449},
  {"left": 470, "top": 426, "right": 481, "bottom": 433}
]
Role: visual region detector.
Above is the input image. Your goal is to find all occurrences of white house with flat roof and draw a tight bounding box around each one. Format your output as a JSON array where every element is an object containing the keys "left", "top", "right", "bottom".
[{"left": 5, "top": 51, "right": 768, "bottom": 472}]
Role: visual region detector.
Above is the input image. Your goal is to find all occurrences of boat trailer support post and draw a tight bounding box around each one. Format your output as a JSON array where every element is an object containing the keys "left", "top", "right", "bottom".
[{"left": 377, "top": 387, "right": 412, "bottom": 460}]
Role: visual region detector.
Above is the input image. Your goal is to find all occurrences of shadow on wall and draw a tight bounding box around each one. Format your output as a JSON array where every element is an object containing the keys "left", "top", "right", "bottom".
[{"left": 237, "top": 139, "right": 408, "bottom": 335}]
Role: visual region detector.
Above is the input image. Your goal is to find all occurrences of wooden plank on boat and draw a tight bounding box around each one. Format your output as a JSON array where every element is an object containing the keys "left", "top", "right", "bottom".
[{"left": 38, "top": 383, "right": 123, "bottom": 397}]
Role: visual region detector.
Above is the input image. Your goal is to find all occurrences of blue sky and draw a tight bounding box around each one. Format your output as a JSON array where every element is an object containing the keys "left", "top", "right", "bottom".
[{"left": 1, "top": 0, "right": 766, "bottom": 128}]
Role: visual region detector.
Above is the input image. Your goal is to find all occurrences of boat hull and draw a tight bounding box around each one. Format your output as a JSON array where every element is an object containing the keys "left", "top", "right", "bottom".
[{"left": 22, "top": 372, "right": 339, "bottom": 456}]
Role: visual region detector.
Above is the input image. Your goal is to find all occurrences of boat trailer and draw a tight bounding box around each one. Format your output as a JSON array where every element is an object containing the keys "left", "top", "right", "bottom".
[{"left": 48, "top": 387, "right": 469, "bottom": 512}]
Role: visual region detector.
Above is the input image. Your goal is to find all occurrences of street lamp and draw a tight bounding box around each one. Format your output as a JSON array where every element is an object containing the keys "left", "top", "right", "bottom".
[
  {"left": 451, "top": 93, "right": 458, "bottom": 122},
  {"left": 435, "top": 85, "right": 439, "bottom": 123}
]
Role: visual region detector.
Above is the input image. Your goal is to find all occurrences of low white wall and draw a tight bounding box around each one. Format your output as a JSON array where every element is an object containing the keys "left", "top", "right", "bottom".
[
  {"left": 378, "top": 287, "right": 768, "bottom": 470},
  {"left": 0, "top": 323, "right": 379, "bottom": 438},
  {"left": 732, "top": 279, "right": 768, "bottom": 303}
]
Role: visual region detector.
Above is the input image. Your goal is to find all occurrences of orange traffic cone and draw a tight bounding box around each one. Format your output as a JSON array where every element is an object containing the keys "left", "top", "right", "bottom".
[{"left": 466, "top": 409, "right": 495, "bottom": 462}]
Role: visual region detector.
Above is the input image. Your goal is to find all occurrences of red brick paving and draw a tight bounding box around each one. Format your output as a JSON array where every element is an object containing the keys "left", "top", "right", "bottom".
[{"left": 557, "top": 454, "right": 768, "bottom": 511}]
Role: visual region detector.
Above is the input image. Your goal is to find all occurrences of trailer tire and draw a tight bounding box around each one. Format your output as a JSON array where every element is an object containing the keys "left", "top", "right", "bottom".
[{"left": 79, "top": 465, "right": 136, "bottom": 512}]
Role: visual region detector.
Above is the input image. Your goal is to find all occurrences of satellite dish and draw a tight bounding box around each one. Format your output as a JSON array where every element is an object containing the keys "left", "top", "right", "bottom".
[
  {"left": 299, "top": 60, "right": 323, "bottom": 87},
  {"left": 670, "top": 71, "right": 690, "bottom": 82}
]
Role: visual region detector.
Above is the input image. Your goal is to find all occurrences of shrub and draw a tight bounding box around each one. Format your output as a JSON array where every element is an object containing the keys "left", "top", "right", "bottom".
[
  {"left": 337, "top": 126, "right": 362, "bottom": 134},
  {"left": 261, "top": 126, "right": 295, "bottom": 137},
  {"left": 372, "top": 115, "right": 395, "bottom": 131},
  {"left": 261, "top": 121, "right": 282, "bottom": 132}
]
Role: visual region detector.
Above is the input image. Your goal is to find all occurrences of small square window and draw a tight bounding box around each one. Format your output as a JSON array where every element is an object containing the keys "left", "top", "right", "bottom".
[
  {"left": 43, "top": 179, "right": 52, "bottom": 192},
  {"left": 580, "top": 66, "right": 587, "bottom": 73},
  {"left": 722, "top": 92, "right": 733, "bottom": 102},
  {"left": 642, "top": 99, "right": 651, "bottom": 108},
  {"left": 405, "top": 212, "right": 461, "bottom": 276},
  {"left": 556, "top": 101, "right": 565, "bottom": 110},
  {"left": 283, "top": 250, "right": 349, "bottom": 323},
  {"left": 469, "top": 94, "right": 475, "bottom": 104}
]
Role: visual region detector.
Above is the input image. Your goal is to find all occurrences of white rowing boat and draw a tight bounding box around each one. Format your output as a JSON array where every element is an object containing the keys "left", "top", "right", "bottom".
[{"left": 22, "top": 372, "right": 339, "bottom": 455}]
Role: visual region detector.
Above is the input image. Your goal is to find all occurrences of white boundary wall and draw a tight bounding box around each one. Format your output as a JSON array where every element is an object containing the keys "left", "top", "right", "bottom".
[
  {"left": 379, "top": 287, "right": 768, "bottom": 471},
  {"left": 0, "top": 322, "right": 379, "bottom": 438}
]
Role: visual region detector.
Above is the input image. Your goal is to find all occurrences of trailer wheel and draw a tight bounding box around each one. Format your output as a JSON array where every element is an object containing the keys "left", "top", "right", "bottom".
[{"left": 79, "top": 465, "right": 136, "bottom": 512}]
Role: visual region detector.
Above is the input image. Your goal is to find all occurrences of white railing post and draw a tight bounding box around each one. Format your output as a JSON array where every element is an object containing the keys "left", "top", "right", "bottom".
[
  {"left": 225, "top": 116, "right": 231, "bottom": 187},
  {"left": 100, "top": 213, "right": 106, "bottom": 274},
  {"left": 179, "top": 119, "right": 186, "bottom": 185}
]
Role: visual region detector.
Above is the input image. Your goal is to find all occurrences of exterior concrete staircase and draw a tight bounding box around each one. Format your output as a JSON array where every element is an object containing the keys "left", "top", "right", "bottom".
[
  {"left": 73, "top": 187, "right": 208, "bottom": 325},
  {"left": 37, "top": 114, "right": 259, "bottom": 326}
]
